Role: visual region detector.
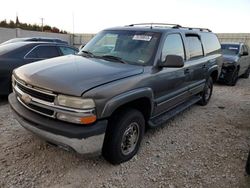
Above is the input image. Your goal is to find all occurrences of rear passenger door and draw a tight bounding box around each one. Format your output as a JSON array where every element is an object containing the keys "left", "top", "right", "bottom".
[{"left": 184, "top": 34, "right": 207, "bottom": 94}]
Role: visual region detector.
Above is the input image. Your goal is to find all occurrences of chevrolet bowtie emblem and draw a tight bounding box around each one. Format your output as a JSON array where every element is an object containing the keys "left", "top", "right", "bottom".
[{"left": 21, "top": 94, "right": 32, "bottom": 104}]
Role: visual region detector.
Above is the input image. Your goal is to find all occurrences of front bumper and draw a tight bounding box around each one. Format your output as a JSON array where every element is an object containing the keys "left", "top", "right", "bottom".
[
  {"left": 219, "top": 65, "right": 236, "bottom": 83},
  {"left": 8, "top": 93, "right": 107, "bottom": 154}
]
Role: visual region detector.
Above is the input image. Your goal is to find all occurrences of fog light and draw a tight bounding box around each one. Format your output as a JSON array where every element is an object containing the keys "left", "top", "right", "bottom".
[{"left": 56, "top": 113, "right": 96, "bottom": 124}]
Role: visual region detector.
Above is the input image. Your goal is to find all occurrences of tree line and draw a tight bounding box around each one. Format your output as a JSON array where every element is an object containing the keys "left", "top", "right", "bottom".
[{"left": 0, "top": 18, "right": 68, "bottom": 34}]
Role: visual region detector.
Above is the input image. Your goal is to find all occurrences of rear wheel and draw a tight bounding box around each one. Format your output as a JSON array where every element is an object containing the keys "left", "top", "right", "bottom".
[
  {"left": 102, "top": 108, "right": 145, "bottom": 164},
  {"left": 198, "top": 77, "right": 213, "bottom": 106},
  {"left": 242, "top": 67, "right": 250, "bottom": 79}
]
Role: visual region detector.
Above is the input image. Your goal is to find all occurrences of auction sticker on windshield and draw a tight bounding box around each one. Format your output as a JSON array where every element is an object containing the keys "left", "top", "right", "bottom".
[{"left": 132, "top": 35, "right": 152, "bottom": 41}]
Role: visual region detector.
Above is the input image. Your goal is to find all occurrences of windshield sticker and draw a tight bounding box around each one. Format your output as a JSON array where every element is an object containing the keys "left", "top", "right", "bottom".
[
  {"left": 229, "top": 47, "right": 238, "bottom": 50},
  {"left": 133, "top": 35, "right": 152, "bottom": 41}
]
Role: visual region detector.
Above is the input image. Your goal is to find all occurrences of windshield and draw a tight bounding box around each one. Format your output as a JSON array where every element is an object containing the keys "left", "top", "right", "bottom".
[
  {"left": 221, "top": 44, "right": 240, "bottom": 56},
  {"left": 0, "top": 42, "right": 26, "bottom": 56},
  {"left": 80, "top": 30, "right": 161, "bottom": 65}
]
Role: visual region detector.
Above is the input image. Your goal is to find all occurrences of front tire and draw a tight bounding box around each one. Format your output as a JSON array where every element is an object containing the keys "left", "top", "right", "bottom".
[
  {"left": 242, "top": 67, "right": 250, "bottom": 79},
  {"left": 198, "top": 76, "right": 213, "bottom": 106},
  {"left": 228, "top": 68, "right": 239, "bottom": 86},
  {"left": 102, "top": 108, "right": 145, "bottom": 164}
]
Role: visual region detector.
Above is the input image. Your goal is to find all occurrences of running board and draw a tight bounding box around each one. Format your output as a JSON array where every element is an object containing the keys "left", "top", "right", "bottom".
[{"left": 148, "top": 96, "right": 201, "bottom": 128}]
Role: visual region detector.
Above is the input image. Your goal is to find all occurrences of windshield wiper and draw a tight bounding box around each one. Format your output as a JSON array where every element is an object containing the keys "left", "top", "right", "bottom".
[{"left": 98, "top": 55, "right": 127, "bottom": 64}]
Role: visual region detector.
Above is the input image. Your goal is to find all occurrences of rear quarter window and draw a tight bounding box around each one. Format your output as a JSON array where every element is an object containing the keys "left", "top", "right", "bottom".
[{"left": 201, "top": 33, "right": 221, "bottom": 55}]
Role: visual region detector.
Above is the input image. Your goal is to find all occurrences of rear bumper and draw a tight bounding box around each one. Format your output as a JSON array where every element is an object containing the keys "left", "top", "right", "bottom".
[{"left": 8, "top": 93, "right": 107, "bottom": 154}]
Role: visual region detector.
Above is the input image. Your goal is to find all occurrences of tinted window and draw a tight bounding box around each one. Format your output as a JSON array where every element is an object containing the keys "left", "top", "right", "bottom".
[
  {"left": 59, "top": 46, "right": 77, "bottom": 55},
  {"left": 201, "top": 33, "right": 221, "bottom": 55},
  {"left": 186, "top": 35, "right": 203, "bottom": 59},
  {"left": 26, "top": 46, "right": 59, "bottom": 59},
  {"left": 161, "top": 34, "right": 185, "bottom": 61},
  {"left": 221, "top": 44, "right": 240, "bottom": 55},
  {"left": 0, "top": 42, "right": 26, "bottom": 56}
]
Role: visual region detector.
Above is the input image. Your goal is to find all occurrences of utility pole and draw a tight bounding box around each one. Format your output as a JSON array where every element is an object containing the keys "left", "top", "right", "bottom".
[{"left": 40, "top": 18, "right": 44, "bottom": 32}]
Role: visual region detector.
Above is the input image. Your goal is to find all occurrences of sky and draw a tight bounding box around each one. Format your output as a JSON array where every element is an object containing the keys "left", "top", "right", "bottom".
[{"left": 0, "top": 0, "right": 249, "bottom": 34}]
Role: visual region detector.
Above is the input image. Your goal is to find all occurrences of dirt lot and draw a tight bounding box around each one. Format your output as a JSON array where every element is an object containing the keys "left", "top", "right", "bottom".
[{"left": 0, "top": 79, "right": 250, "bottom": 188}]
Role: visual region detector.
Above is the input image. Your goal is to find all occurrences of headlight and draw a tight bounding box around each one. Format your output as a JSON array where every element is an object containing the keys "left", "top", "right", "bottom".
[
  {"left": 223, "top": 61, "right": 235, "bottom": 67},
  {"left": 56, "top": 95, "right": 96, "bottom": 124},
  {"left": 12, "top": 74, "right": 16, "bottom": 87},
  {"left": 56, "top": 95, "right": 95, "bottom": 109}
]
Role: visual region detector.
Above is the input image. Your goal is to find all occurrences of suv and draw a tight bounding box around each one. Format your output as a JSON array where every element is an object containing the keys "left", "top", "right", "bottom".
[
  {"left": 9, "top": 23, "right": 222, "bottom": 164},
  {"left": 219, "top": 42, "right": 250, "bottom": 85}
]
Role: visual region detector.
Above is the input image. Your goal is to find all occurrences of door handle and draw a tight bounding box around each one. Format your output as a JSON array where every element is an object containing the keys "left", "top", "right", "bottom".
[
  {"left": 184, "top": 69, "right": 190, "bottom": 74},
  {"left": 202, "top": 64, "right": 206, "bottom": 69}
]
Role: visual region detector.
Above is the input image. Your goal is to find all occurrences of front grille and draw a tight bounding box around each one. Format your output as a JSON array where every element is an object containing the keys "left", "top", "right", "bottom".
[
  {"left": 16, "top": 82, "right": 55, "bottom": 102},
  {"left": 27, "top": 103, "right": 54, "bottom": 116},
  {"left": 14, "top": 78, "right": 56, "bottom": 118}
]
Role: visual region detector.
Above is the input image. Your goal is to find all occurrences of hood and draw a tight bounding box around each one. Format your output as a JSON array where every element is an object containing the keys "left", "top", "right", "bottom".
[
  {"left": 222, "top": 54, "right": 239, "bottom": 63},
  {"left": 14, "top": 55, "right": 144, "bottom": 96}
]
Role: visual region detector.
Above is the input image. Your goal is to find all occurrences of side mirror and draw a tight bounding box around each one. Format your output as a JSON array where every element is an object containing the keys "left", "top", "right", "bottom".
[
  {"left": 243, "top": 51, "right": 249, "bottom": 56},
  {"left": 160, "top": 55, "right": 184, "bottom": 68}
]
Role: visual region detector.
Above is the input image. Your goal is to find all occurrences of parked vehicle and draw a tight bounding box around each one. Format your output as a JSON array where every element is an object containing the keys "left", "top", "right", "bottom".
[
  {"left": 0, "top": 41, "right": 78, "bottom": 95},
  {"left": 219, "top": 42, "right": 250, "bottom": 86},
  {"left": 1, "top": 37, "right": 68, "bottom": 45},
  {"left": 9, "top": 23, "right": 222, "bottom": 164},
  {"left": 246, "top": 150, "right": 250, "bottom": 175}
]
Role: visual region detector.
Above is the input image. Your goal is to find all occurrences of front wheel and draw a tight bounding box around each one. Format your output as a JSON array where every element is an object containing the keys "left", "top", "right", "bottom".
[
  {"left": 242, "top": 67, "right": 250, "bottom": 79},
  {"left": 102, "top": 108, "right": 145, "bottom": 164},
  {"left": 198, "top": 77, "right": 213, "bottom": 106},
  {"left": 228, "top": 68, "right": 239, "bottom": 86}
]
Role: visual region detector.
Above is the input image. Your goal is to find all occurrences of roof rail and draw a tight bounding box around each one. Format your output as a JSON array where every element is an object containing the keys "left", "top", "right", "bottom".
[
  {"left": 175, "top": 26, "right": 212, "bottom": 32},
  {"left": 126, "top": 23, "right": 182, "bottom": 29},
  {"left": 126, "top": 23, "right": 212, "bottom": 32}
]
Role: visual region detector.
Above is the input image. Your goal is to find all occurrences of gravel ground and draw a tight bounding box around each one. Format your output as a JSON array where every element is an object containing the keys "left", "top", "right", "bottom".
[{"left": 0, "top": 78, "right": 250, "bottom": 188}]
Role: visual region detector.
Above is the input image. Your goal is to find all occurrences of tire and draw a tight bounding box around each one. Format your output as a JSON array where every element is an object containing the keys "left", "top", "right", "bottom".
[
  {"left": 228, "top": 68, "right": 239, "bottom": 86},
  {"left": 246, "top": 150, "right": 250, "bottom": 175},
  {"left": 242, "top": 67, "right": 250, "bottom": 79},
  {"left": 198, "top": 77, "right": 213, "bottom": 106},
  {"left": 102, "top": 108, "right": 145, "bottom": 164}
]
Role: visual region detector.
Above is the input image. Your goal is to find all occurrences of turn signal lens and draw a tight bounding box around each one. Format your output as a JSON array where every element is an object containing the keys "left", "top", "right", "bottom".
[
  {"left": 56, "top": 113, "right": 96, "bottom": 125},
  {"left": 80, "top": 116, "right": 97, "bottom": 124}
]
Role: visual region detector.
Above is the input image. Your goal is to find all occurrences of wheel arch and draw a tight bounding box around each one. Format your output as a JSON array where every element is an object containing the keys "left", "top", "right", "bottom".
[{"left": 101, "top": 88, "right": 154, "bottom": 121}]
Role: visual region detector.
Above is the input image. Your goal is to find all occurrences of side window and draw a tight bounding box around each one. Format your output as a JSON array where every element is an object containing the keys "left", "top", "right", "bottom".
[
  {"left": 59, "top": 46, "right": 78, "bottom": 55},
  {"left": 186, "top": 35, "right": 203, "bottom": 59},
  {"left": 201, "top": 33, "right": 221, "bottom": 55},
  {"left": 26, "top": 46, "right": 59, "bottom": 59},
  {"left": 161, "top": 34, "right": 185, "bottom": 61}
]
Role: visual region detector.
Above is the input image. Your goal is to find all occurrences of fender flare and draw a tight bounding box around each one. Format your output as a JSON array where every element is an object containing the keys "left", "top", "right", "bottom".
[{"left": 101, "top": 87, "right": 154, "bottom": 118}]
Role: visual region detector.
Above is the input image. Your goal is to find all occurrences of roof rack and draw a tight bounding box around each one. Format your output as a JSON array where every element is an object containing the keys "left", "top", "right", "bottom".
[
  {"left": 179, "top": 26, "right": 212, "bottom": 32},
  {"left": 126, "top": 23, "right": 212, "bottom": 32},
  {"left": 127, "top": 23, "right": 181, "bottom": 29}
]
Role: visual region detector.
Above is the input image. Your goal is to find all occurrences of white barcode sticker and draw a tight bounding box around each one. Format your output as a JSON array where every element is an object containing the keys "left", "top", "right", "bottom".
[{"left": 132, "top": 35, "right": 152, "bottom": 41}]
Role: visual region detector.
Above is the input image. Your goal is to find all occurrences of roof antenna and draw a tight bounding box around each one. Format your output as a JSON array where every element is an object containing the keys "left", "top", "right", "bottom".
[{"left": 150, "top": 23, "right": 153, "bottom": 29}]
